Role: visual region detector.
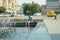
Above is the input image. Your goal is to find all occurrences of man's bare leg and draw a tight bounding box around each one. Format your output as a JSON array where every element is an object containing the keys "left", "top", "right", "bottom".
[
  {"left": 26, "top": 22, "right": 28, "bottom": 28},
  {"left": 28, "top": 23, "right": 30, "bottom": 29}
]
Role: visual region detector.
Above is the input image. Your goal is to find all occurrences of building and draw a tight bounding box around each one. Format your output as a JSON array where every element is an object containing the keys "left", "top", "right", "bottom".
[
  {"left": 0, "top": 0, "right": 17, "bottom": 14},
  {"left": 0, "top": 0, "right": 3, "bottom": 6},
  {"left": 41, "top": 5, "right": 46, "bottom": 15},
  {"left": 46, "top": 0, "right": 60, "bottom": 14},
  {"left": 16, "top": 5, "right": 20, "bottom": 14},
  {"left": 16, "top": 5, "right": 24, "bottom": 14}
]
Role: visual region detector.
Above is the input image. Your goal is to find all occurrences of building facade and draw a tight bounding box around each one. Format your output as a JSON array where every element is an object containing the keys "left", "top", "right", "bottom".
[
  {"left": 41, "top": 5, "right": 46, "bottom": 15},
  {"left": 0, "top": 0, "right": 16, "bottom": 14},
  {"left": 18, "top": 6, "right": 23, "bottom": 14},
  {"left": 46, "top": 0, "right": 60, "bottom": 14},
  {"left": 0, "top": 0, "right": 3, "bottom": 6}
]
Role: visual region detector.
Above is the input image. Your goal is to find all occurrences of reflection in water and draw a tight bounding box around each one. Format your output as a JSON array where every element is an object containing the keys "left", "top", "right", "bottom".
[{"left": 0, "top": 27, "right": 34, "bottom": 40}]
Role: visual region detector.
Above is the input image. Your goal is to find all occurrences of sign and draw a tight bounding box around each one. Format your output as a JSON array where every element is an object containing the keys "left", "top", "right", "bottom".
[{"left": 26, "top": 10, "right": 30, "bottom": 13}]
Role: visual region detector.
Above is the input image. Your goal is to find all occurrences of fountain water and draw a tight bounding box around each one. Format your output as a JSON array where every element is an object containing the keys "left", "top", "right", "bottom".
[{"left": 0, "top": 17, "right": 15, "bottom": 35}]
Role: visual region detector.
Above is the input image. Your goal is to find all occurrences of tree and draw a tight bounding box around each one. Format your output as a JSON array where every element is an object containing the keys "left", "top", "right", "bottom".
[
  {"left": 0, "top": 6, "right": 6, "bottom": 14},
  {"left": 23, "top": 3, "right": 31, "bottom": 15},
  {"left": 23, "top": 2, "right": 42, "bottom": 15}
]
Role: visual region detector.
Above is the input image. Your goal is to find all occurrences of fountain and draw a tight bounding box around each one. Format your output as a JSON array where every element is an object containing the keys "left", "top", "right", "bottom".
[{"left": 0, "top": 17, "right": 15, "bottom": 35}]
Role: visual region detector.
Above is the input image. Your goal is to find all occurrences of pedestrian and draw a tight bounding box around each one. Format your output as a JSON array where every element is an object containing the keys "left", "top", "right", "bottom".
[
  {"left": 54, "top": 15, "right": 57, "bottom": 20},
  {"left": 26, "top": 15, "right": 32, "bottom": 29}
]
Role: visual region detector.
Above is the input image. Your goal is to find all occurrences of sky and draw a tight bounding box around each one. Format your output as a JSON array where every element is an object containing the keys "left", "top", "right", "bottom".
[{"left": 16, "top": 0, "right": 46, "bottom": 6}]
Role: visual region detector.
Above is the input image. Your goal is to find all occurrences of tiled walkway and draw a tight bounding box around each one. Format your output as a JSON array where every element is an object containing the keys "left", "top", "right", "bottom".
[{"left": 0, "top": 22, "right": 51, "bottom": 40}]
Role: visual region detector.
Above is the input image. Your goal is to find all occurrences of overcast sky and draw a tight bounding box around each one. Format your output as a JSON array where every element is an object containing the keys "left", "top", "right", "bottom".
[{"left": 16, "top": 0, "right": 46, "bottom": 6}]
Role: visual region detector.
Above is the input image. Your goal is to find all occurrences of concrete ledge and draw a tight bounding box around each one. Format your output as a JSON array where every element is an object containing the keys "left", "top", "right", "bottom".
[
  {"left": 11, "top": 21, "right": 37, "bottom": 27},
  {"left": 44, "top": 20, "right": 60, "bottom": 34}
]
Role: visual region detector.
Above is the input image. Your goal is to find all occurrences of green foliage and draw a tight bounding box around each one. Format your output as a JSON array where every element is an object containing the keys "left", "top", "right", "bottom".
[
  {"left": 0, "top": 6, "right": 6, "bottom": 14},
  {"left": 23, "top": 2, "right": 42, "bottom": 15}
]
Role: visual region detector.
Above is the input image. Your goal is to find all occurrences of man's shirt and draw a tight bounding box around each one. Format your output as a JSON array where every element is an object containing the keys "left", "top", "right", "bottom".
[{"left": 28, "top": 17, "right": 32, "bottom": 22}]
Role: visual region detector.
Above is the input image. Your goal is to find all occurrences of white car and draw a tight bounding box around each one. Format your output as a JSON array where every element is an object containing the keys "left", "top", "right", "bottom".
[
  {"left": 33, "top": 13, "right": 41, "bottom": 16},
  {"left": 4, "top": 14, "right": 10, "bottom": 17},
  {"left": 0, "top": 14, "right": 4, "bottom": 17},
  {"left": 0, "top": 13, "right": 10, "bottom": 17},
  {"left": 17, "top": 14, "right": 24, "bottom": 16},
  {"left": 17, "top": 15, "right": 21, "bottom": 17}
]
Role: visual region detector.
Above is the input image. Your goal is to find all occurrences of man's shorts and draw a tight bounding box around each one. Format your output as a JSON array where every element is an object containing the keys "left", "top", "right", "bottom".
[{"left": 28, "top": 21, "right": 32, "bottom": 23}]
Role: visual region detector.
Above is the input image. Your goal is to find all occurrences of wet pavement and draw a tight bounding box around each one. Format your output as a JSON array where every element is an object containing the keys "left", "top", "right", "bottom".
[
  {"left": 0, "top": 22, "right": 51, "bottom": 40},
  {"left": 0, "top": 27, "right": 34, "bottom": 40},
  {"left": 27, "top": 22, "right": 51, "bottom": 40}
]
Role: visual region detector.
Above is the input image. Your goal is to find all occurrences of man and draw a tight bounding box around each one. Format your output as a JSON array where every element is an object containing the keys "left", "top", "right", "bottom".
[
  {"left": 26, "top": 15, "right": 32, "bottom": 28},
  {"left": 54, "top": 15, "right": 57, "bottom": 20}
]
